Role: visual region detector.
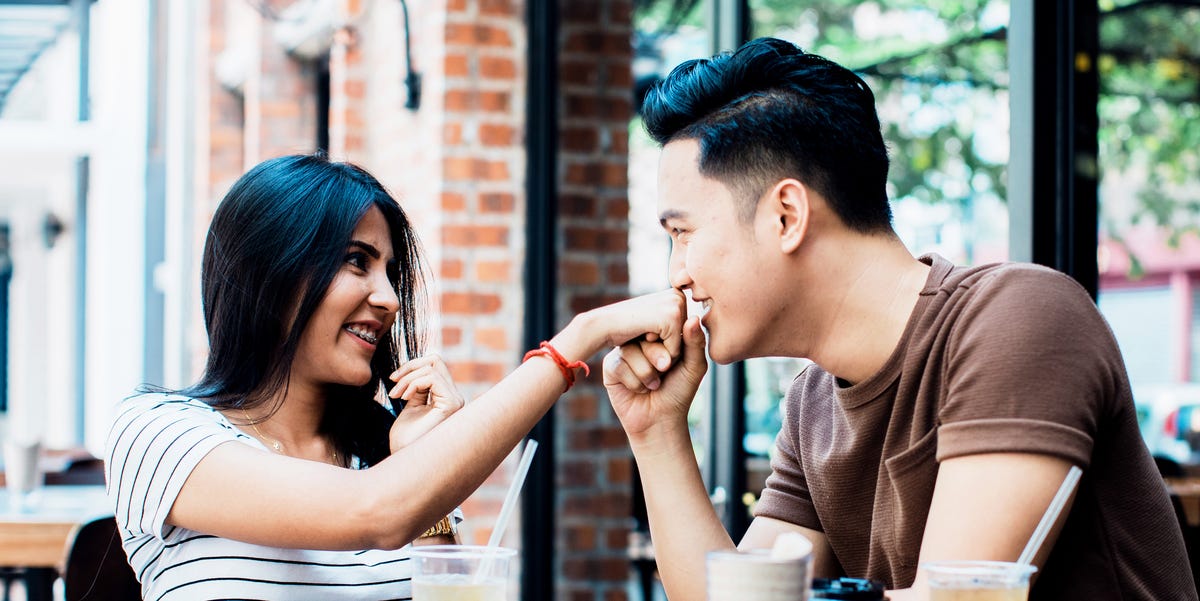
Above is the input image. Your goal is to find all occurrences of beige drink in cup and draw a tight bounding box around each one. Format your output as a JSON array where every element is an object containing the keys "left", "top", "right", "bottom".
[
  {"left": 922, "top": 560, "right": 1036, "bottom": 601},
  {"left": 706, "top": 534, "right": 813, "bottom": 601},
  {"left": 412, "top": 545, "right": 516, "bottom": 601}
]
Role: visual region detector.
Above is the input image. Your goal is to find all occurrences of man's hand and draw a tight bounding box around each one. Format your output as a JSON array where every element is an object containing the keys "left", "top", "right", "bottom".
[
  {"left": 387, "top": 355, "right": 466, "bottom": 452},
  {"left": 603, "top": 314, "right": 708, "bottom": 440}
]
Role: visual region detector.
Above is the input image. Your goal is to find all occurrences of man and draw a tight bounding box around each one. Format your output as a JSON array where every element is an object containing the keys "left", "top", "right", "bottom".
[{"left": 603, "top": 37, "right": 1194, "bottom": 600}]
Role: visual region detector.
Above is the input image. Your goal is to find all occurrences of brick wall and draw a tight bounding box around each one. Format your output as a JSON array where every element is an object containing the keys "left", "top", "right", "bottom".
[{"left": 556, "top": 2, "right": 636, "bottom": 599}]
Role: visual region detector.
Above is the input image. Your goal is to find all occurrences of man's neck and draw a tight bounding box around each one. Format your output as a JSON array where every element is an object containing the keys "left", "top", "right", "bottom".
[{"left": 801, "top": 232, "right": 930, "bottom": 385}]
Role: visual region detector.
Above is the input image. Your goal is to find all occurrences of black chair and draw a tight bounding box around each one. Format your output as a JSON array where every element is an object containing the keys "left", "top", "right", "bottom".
[{"left": 62, "top": 516, "right": 140, "bottom": 601}]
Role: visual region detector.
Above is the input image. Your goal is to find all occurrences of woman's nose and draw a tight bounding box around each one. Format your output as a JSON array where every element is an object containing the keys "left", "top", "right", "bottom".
[{"left": 370, "top": 272, "right": 401, "bottom": 312}]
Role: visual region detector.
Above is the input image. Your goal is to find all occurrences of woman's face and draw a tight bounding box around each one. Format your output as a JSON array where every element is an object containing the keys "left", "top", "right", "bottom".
[{"left": 291, "top": 205, "right": 400, "bottom": 392}]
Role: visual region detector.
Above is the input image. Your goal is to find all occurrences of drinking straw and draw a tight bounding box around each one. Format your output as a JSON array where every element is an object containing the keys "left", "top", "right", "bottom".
[
  {"left": 1017, "top": 465, "right": 1083, "bottom": 566},
  {"left": 473, "top": 439, "right": 538, "bottom": 583},
  {"left": 487, "top": 438, "right": 539, "bottom": 549}
]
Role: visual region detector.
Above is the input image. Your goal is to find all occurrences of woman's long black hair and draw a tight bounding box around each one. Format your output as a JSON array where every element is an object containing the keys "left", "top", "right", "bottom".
[{"left": 170, "top": 153, "right": 428, "bottom": 465}]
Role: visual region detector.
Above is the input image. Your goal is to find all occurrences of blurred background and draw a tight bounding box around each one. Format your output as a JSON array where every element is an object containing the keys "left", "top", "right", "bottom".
[{"left": 0, "top": 0, "right": 1198, "bottom": 599}]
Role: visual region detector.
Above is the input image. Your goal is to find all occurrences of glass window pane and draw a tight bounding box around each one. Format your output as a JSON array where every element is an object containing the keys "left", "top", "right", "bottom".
[{"left": 1096, "top": 0, "right": 1200, "bottom": 466}]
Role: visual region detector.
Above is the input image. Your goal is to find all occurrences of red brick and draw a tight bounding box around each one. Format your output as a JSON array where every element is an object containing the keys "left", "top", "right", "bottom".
[
  {"left": 605, "top": 197, "right": 629, "bottom": 219},
  {"left": 609, "top": 127, "right": 628, "bottom": 154},
  {"left": 562, "top": 127, "right": 598, "bottom": 152},
  {"left": 441, "top": 326, "right": 463, "bottom": 346},
  {"left": 562, "top": 557, "right": 630, "bottom": 581},
  {"left": 564, "top": 226, "right": 628, "bottom": 253},
  {"left": 480, "top": 0, "right": 516, "bottom": 17},
  {"left": 605, "top": 588, "right": 629, "bottom": 601},
  {"left": 441, "top": 191, "right": 467, "bottom": 211},
  {"left": 441, "top": 292, "right": 503, "bottom": 314},
  {"left": 343, "top": 79, "right": 365, "bottom": 99},
  {"left": 561, "top": 61, "right": 598, "bottom": 86},
  {"left": 567, "top": 426, "right": 629, "bottom": 451},
  {"left": 564, "top": 94, "right": 599, "bottom": 118},
  {"left": 478, "top": 91, "right": 511, "bottom": 112},
  {"left": 475, "top": 259, "right": 511, "bottom": 282},
  {"left": 446, "top": 0, "right": 466, "bottom": 11},
  {"left": 560, "top": 194, "right": 596, "bottom": 217},
  {"left": 444, "top": 158, "right": 511, "bottom": 182},
  {"left": 449, "top": 361, "right": 507, "bottom": 383},
  {"left": 480, "top": 56, "right": 517, "bottom": 79},
  {"left": 479, "top": 123, "right": 516, "bottom": 146},
  {"left": 445, "top": 89, "right": 472, "bottom": 111},
  {"left": 475, "top": 327, "right": 508, "bottom": 350},
  {"left": 606, "top": 262, "right": 630, "bottom": 285},
  {"left": 607, "top": 457, "right": 631, "bottom": 483},
  {"left": 560, "top": 460, "right": 597, "bottom": 487},
  {"left": 562, "top": 3, "right": 601, "bottom": 23},
  {"left": 561, "top": 260, "right": 600, "bottom": 285},
  {"left": 565, "top": 524, "right": 597, "bottom": 551},
  {"left": 570, "top": 294, "right": 628, "bottom": 313},
  {"left": 441, "top": 258, "right": 464, "bottom": 279},
  {"left": 446, "top": 23, "right": 513, "bottom": 47},
  {"left": 444, "top": 53, "right": 469, "bottom": 77},
  {"left": 565, "top": 394, "right": 599, "bottom": 421},
  {"left": 442, "top": 224, "right": 509, "bottom": 246},
  {"left": 480, "top": 193, "right": 515, "bottom": 213},
  {"left": 604, "top": 527, "right": 630, "bottom": 550}
]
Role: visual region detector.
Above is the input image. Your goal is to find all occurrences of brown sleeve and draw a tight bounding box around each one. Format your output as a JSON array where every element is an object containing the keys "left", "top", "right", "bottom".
[
  {"left": 754, "top": 367, "right": 824, "bottom": 532},
  {"left": 936, "top": 266, "right": 1120, "bottom": 466}
]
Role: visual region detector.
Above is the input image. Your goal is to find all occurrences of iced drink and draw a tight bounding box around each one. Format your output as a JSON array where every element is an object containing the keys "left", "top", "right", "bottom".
[
  {"left": 706, "top": 549, "right": 810, "bottom": 601},
  {"left": 922, "top": 561, "right": 1035, "bottom": 601},
  {"left": 412, "top": 574, "right": 507, "bottom": 601},
  {"left": 411, "top": 545, "right": 516, "bottom": 601}
]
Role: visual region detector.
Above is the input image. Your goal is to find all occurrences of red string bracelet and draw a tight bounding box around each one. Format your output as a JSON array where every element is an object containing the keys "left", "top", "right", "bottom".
[{"left": 523, "top": 341, "right": 590, "bottom": 392}]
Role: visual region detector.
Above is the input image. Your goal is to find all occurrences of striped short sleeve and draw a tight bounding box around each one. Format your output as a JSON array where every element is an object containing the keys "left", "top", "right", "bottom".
[{"left": 105, "top": 394, "right": 251, "bottom": 540}]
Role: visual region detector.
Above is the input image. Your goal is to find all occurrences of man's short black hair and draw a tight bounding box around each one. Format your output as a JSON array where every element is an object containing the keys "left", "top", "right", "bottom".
[{"left": 641, "top": 37, "right": 892, "bottom": 232}]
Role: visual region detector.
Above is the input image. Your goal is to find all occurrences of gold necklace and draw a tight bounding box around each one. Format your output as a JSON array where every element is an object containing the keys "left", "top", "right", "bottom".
[{"left": 241, "top": 409, "right": 340, "bottom": 466}]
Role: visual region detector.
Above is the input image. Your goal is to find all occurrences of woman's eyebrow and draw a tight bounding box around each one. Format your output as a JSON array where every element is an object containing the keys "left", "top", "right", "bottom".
[{"left": 349, "top": 240, "right": 381, "bottom": 259}]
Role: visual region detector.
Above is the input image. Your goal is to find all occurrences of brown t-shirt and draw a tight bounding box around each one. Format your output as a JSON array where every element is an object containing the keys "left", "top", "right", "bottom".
[{"left": 754, "top": 254, "right": 1196, "bottom": 600}]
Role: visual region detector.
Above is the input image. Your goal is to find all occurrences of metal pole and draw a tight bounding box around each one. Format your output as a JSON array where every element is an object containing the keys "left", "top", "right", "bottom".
[
  {"left": 72, "top": 0, "right": 90, "bottom": 444},
  {"left": 522, "top": 0, "right": 559, "bottom": 597}
]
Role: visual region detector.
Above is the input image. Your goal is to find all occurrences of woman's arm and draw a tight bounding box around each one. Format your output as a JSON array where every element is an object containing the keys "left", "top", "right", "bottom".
[{"left": 166, "top": 290, "right": 687, "bottom": 550}]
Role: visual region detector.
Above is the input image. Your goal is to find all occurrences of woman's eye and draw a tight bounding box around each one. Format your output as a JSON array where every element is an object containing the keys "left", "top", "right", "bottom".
[{"left": 346, "top": 252, "right": 368, "bottom": 270}]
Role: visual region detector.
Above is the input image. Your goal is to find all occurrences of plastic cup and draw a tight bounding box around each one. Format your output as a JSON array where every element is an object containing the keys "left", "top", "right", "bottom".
[
  {"left": 3, "top": 439, "right": 42, "bottom": 511},
  {"left": 412, "top": 545, "right": 517, "bottom": 601},
  {"left": 922, "top": 560, "right": 1036, "bottom": 601},
  {"left": 706, "top": 549, "right": 811, "bottom": 601}
]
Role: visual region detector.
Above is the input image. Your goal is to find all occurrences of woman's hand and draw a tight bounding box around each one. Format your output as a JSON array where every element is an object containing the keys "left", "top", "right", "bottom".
[{"left": 388, "top": 355, "right": 466, "bottom": 452}]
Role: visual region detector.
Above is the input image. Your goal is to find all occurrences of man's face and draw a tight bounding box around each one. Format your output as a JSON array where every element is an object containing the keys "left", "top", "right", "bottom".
[{"left": 657, "top": 139, "right": 780, "bottom": 364}]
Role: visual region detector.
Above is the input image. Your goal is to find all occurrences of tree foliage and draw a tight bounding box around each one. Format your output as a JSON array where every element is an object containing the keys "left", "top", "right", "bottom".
[{"left": 634, "top": 0, "right": 1200, "bottom": 260}]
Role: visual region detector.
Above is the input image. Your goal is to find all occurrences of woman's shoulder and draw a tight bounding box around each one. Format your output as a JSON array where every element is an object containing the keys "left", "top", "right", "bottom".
[{"left": 113, "top": 391, "right": 231, "bottom": 431}]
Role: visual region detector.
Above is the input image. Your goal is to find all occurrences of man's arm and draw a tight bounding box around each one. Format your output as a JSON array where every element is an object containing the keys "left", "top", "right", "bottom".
[
  {"left": 887, "top": 452, "right": 1076, "bottom": 599},
  {"left": 740, "top": 516, "right": 839, "bottom": 578}
]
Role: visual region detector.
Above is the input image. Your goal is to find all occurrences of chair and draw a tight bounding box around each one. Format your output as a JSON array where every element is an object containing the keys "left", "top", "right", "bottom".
[
  {"left": 44, "top": 455, "right": 106, "bottom": 486},
  {"left": 62, "top": 517, "right": 140, "bottom": 601}
]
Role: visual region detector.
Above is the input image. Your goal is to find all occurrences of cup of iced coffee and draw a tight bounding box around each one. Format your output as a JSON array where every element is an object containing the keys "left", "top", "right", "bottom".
[
  {"left": 921, "top": 560, "right": 1036, "bottom": 601},
  {"left": 411, "top": 545, "right": 517, "bottom": 601}
]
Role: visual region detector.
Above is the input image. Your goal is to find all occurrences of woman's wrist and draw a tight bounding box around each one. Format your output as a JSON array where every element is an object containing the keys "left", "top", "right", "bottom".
[{"left": 547, "top": 311, "right": 599, "bottom": 364}]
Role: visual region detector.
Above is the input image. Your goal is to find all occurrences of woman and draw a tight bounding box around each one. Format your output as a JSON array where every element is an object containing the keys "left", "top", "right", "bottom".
[{"left": 105, "top": 154, "right": 684, "bottom": 600}]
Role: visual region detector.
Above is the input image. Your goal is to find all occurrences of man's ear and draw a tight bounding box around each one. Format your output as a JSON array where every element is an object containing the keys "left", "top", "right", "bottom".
[{"left": 771, "top": 178, "right": 809, "bottom": 254}]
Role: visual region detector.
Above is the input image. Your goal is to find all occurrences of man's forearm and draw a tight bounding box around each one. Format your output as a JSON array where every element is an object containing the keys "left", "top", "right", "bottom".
[{"left": 632, "top": 426, "right": 735, "bottom": 601}]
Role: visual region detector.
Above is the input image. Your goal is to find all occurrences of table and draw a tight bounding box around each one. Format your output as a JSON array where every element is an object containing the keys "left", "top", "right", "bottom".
[
  {"left": 0, "top": 485, "right": 111, "bottom": 601},
  {"left": 1166, "top": 477, "right": 1200, "bottom": 527}
]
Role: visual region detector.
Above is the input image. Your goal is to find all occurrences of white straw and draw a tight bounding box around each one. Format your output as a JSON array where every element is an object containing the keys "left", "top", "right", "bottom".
[
  {"left": 487, "top": 439, "right": 539, "bottom": 549},
  {"left": 473, "top": 439, "right": 537, "bottom": 584},
  {"left": 1017, "top": 465, "right": 1082, "bottom": 566}
]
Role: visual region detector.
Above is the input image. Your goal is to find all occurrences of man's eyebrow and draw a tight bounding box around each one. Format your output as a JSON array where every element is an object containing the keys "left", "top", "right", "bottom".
[
  {"left": 658, "top": 209, "right": 687, "bottom": 227},
  {"left": 349, "top": 240, "right": 382, "bottom": 259}
]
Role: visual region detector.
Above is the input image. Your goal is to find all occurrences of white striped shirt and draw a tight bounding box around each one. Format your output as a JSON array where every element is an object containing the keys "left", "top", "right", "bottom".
[{"left": 105, "top": 393, "right": 415, "bottom": 601}]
